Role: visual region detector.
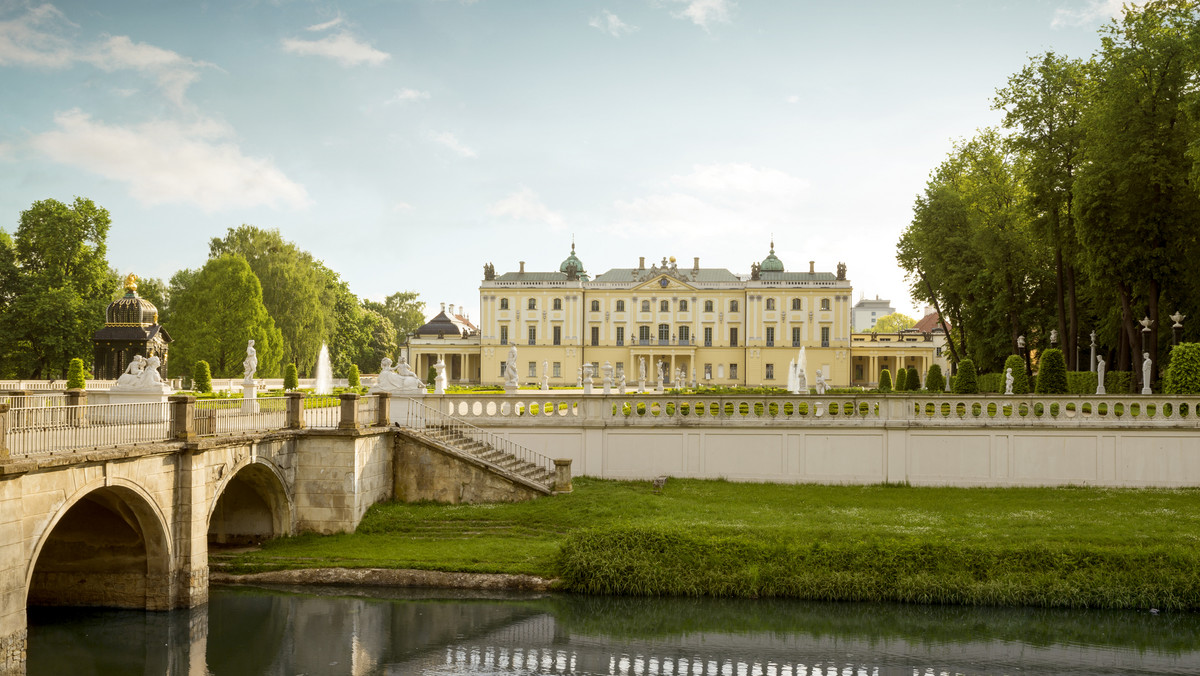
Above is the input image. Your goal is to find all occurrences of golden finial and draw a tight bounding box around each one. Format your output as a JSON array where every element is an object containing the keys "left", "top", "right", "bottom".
[{"left": 124, "top": 273, "right": 138, "bottom": 295}]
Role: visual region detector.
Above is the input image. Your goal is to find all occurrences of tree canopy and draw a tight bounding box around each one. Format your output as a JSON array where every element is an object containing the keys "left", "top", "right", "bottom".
[{"left": 872, "top": 312, "right": 917, "bottom": 333}]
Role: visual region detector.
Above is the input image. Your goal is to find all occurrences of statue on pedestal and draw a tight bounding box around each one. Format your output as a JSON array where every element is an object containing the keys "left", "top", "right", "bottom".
[
  {"left": 1005, "top": 368, "right": 1014, "bottom": 395},
  {"left": 243, "top": 339, "right": 257, "bottom": 383},
  {"left": 504, "top": 345, "right": 519, "bottom": 388},
  {"left": 1142, "top": 352, "right": 1153, "bottom": 394},
  {"left": 815, "top": 368, "right": 827, "bottom": 395},
  {"left": 1096, "top": 356, "right": 1106, "bottom": 395},
  {"left": 371, "top": 356, "right": 425, "bottom": 394}
]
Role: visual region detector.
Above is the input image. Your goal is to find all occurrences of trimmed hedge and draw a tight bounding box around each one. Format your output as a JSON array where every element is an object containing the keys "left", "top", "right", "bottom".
[
  {"left": 894, "top": 367, "right": 908, "bottom": 392},
  {"left": 66, "top": 358, "right": 86, "bottom": 390},
  {"left": 906, "top": 366, "right": 920, "bottom": 391},
  {"left": 1165, "top": 343, "right": 1200, "bottom": 395},
  {"left": 1004, "top": 354, "right": 1029, "bottom": 395},
  {"left": 1036, "top": 348, "right": 1068, "bottom": 394},
  {"left": 1066, "top": 371, "right": 1098, "bottom": 395},
  {"left": 193, "top": 360, "right": 213, "bottom": 393},
  {"left": 347, "top": 364, "right": 361, "bottom": 388},
  {"left": 1105, "top": 371, "right": 1134, "bottom": 394},
  {"left": 952, "top": 360, "right": 978, "bottom": 394},
  {"left": 878, "top": 369, "right": 892, "bottom": 392},
  {"left": 925, "top": 364, "right": 945, "bottom": 393},
  {"left": 284, "top": 363, "right": 298, "bottom": 391},
  {"left": 977, "top": 373, "right": 1002, "bottom": 394}
]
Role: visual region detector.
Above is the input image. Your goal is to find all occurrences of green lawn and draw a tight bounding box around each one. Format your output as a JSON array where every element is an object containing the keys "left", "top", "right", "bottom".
[{"left": 213, "top": 478, "right": 1200, "bottom": 608}]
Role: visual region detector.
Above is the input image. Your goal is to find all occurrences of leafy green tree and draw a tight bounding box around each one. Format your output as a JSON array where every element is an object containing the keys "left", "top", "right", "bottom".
[
  {"left": 363, "top": 290, "right": 426, "bottom": 347},
  {"left": 906, "top": 365, "right": 920, "bottom": 390},
  {"left": 878, "top": 368, "right": 892, "bottom": 392},
  {"left": 427, "top": 365, "right": 437, "bottom": 385},
  {"left": 0, "top": 198, "right": 117, "bottom": 378},
  {"left": 1003, "top": 354, "right": 1030, "bottom": 394},
  {"left": 283, "top": 363, "right": 298, "bottom": 391},
  {"left": 1164, "top": 343, "right": 1200, "bottom": 394},
  {"left": 953, "top": 359, "right": 979, "bottom": 394},
  {"left": 66, "top": 358, "right": 86, "bottom": 389},
  {"left": 193, "top": 360, "right": 212, "bottom": 393},
  {"left": 873, "top": 313, "right": 917, "bottom": 333},
  {"left": 131, "top": 276, "right": 170, "bottom": 325},
  {"left": 347, "top": 364, "right": 361, "bottom": 388},
  {"left": 166, "top": 254, "right": 283, "bottom": 378},
  {"left": 1036, "top": 348, "right": 1068, "bottom": 394},
  {"left": 894, "top": 366, "right": 908, "bottom": 391},
  {"left": 925, "top": 364, "right": 945, "bottom": 393}
]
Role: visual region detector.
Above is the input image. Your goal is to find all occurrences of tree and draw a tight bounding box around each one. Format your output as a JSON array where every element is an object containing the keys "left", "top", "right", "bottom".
[
  {"left": 66, "top": 358, "right": 85, "bottom": 389},
  {"left": 131, "top": 276, "right": 171, "bottom": 325},
  {"left": 1036, "top": 348, "right": 1068, "bottom": 394},
  {"left": 894, "top": 366, "right": 908, "bottom": 391},
  {"left": 166, "top": 254, "right": 283, "bottom": 378},
  {"left": 878, "top": 368, "right": 892, "bottom": 392},
  {"left": 925, "top": 364, "right": 945, "bottom": 393},
  {"left": 1164, "top": 343, "right": 1200, "bottom": 394},
  {"left": 1004, "top": 354, "right": 1030, "bottom": 394},
  {"left": 873, "top": 313, "right": 917, "bottom": 333},
  {"left": 283, "top": 363, "right": 298, "bottom": 391},
  {"left": 347, "top": 364, "right": 361, "bottom": 388},
  {"left": 364, "top": 290, "right": 426, "bottom": 347},
  {"left": 906, "top": 365, "right": 920, "bottom": 390},
  {"left": 193, "top": 360, "right": 212, "bottom": 393},
  {"left": 953, "top": 359, "right": 979, "bottom": 394},
  {"left": 0, "top": 198, "right": 117, "bottom": 378}
]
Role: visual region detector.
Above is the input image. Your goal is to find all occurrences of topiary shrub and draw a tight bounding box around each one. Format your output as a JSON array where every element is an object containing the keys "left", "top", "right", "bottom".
[
  {"left": 347, "top": 364, "right": 361, "bottom": 388},
  {"left": 925, "top": 364, "right": 945, "bottom": 393},
  {"left": 1035, "top": 348, "right": 1068, "bottom": 394},
  {"left": 66, "top": 358, "right": 86, "bottom": 390},
  {"left": 284, "top": 363, "right": 298, "bottom": 391},
  {"left": 1106, "top": 371, "right": 1134, "bottom": 394},
  {"left": 906, "top": 366, "right": 920, "bottom": 391},
  {"left": 427, "top": 365, "right": 436, "bottom": 385},
  {"left": 977, "top": 373, "right": 1002, "bottom": 393},
  {"left": 878, "top": 368, "right": 892, "bottom": 392},
  {"left": 1067, "top": 371, "right": 1098, "bottom": 395},
  {"left": 1165, "top": 343, "right": 1200, "bottom": 394},
  {"left": 953, "top": 359, "right": 978, "bottom": 394},
  {"left": 194, "top": 360, "right": 213, "bottom": 393},
  {"left": 894, "top": 367, "right": 908, "bottom": 392},
  {"left": 1003, "top": 354, "right": 1029, "bottom": 394}
]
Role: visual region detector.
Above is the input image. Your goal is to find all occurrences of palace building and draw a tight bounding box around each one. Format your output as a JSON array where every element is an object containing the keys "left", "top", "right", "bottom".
[{"left": 414, "top": 243, "right": 860, "bottom": 388}]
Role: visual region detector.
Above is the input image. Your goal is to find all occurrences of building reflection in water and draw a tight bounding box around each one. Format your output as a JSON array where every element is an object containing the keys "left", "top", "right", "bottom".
[{"left": 25, "top": 586, "right": 1200, "bottom": 676}]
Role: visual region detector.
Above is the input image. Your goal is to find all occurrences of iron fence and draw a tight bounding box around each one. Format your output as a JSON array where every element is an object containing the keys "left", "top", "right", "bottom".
[
  {"left": 6, "top": 401, "right": 170, "bottom": 456},
  {"left": 194, "top": 396, "right": 288, "bottom": 436}
]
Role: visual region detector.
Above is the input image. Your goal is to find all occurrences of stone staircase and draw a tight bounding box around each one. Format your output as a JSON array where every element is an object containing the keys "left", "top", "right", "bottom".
[{"left": 418, "top": 424, "right": 557, "bottom": 492}]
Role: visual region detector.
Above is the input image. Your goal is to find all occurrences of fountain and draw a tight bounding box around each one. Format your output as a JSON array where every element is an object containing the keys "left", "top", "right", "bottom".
[
  {"left": 789, "top": 347, "right": 809, "bottom": 394},
  {"left": 314, "top": 343, "right": 333, "bottom": 394}
]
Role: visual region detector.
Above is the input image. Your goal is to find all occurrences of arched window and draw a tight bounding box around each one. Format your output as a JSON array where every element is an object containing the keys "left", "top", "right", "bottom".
[
  {"left": 679, "top": 300, "right": 688, "bottom": 311},
  {"left": 528, "top": 298, "right": 537, "bottom": 310},
  {"left": 660, "top": 300, "right": 669, "bottom": 312},
  {"left": 641, "top": 300, "right": 650, "bottom": 312},
  {"left": 730, "top": 300, "right": 739, "bottom": 312},
  {"left": 500, "top": 298, "right": 509, "bottom": 310},
  {"left": 639, "top": 325, "right": 651, "bottom": 341},
  {"left": 704, "top": 300, "right": 714, "bottom": 312},
  {"left": 791, "top": 298, "right": 801, "bottom": 310},
  {"left": 590, "top": 300, "right": 600, "bottom": 312},
  {"left": 553, "top": 298, "right": 562, "bottom": 310},
  {"left": 766, "top": 298, "right": 775, "bottom": 310},
  {"left": 616, "top": 300, "right": 625, "bottom": 312},
  {"left": 820, "top": 298, "right": 831, "bottom": 311}
]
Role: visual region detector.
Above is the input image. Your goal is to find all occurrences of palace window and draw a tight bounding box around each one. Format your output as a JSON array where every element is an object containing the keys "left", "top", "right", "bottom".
[
  {"left": 528, "top": 326, "right": 537, "bottom": 345},
  {"left": 766, "top": 298, "right": 775, "bottom": 310},
  {"left": 660, "top": 300, "right": 669, "bottom": 312},
  {"left": 820, "top": 298, "right": 831, "bottom": 311},
  {"left": 639, "top": 325, "right": 651, "bottom": 343},
  {"left": 792, "top": 298, "right": 801, "bottom": 310},
  {"left": 679, "top": 326, "right": 690, "bottom": 343},
  {"left": 730, "top": 327, "right": 738, "bottom": 347},
  {"left": 591, "top": 326, "right": 599, "bottom": 346},
  {"left": 821, "top": 326, "right": 830, "bottom": 347},
  {"left": 528, "top": 298, "right": 537, "bottom": 310},
  {"left": 679, "top": 300, "right": 688, "bottom": 311},
  {"left": 792, "top": 326, "right": 801, "bottom": 346},
  {"left": 704, "top": 363, "right": 712, "bottom": 379},
  {"left": 704, "top": 300, "right": 714, "bottom": 312},
  {"left": 528, "top": 362, "right": 536, "bottom": 378},
  {"left": 553, "top": 298, "right": 562, "bottom": 310},
  {"left": 730, "top": 300, "right": 739, "bottom": 312},
  {"left": 553, "top": 362, "right": 561, "bottom": 377},
  {"left": 500, "top": 326, "right": 508, "bottom": 345},
  {"left": 591, "top": 300, "right": 600, "bottom": 312},
  {"left": 766, "top": 327, "right": 774, "bottom": 347},
  {"left": 616, "top": 300, "right": 625, "bottom": 312},
  {"left": 616, "top": 326, "right": 624, "bottom": 346},
  {"left": 641, "top": 300, "right": 651, "bottom": 312},
  {"left": 658, "top": 324, "right": 670, "bottom": 342},
  {"left": 766, "top": 364, "right": 774, "bottom": 380},
  {"left": 500, "top": 298, "right": 509, "bottom": 310},
  {"left": 730, "top": 363, "right": 738, "bottom": 379},
  {"left": 704, "top": 327, "right": 713, "bottom": 346},
  {"left": 553, "top": 326, "right": 562, "bottom": 345}
]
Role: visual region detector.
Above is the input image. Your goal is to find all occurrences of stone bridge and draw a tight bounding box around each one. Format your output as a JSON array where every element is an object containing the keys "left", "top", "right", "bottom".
[{"left": 0, "top": 393, "right": 564, "bottom": 675}]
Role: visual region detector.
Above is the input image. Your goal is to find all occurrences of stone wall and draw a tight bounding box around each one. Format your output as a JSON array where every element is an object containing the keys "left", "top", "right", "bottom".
[
  {"left": 393, "top": 433, "right": 544, "bottom": 504},
  {"left": 292, "top": 429, "right": 393, "bottom": 534}
]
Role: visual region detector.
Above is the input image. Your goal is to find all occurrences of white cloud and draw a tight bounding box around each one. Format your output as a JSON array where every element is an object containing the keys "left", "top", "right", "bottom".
[
  {"left": 429, "top": 131, "right": 477, "bottom": 158},
  {"left": 281, "top": 31, "right": 390, "bottom": 66},
  {"left": 306, "top": 16, "right": 344, "bottom": 32},
  {"left": 611, "top": 163, "right": 809, "bottom": 239},
  {"left": 388, "top": 88, "right": 431, "bottom": 104},
  {"left": 86, "top": 35, "right": 212, "bottom": 106},
  {"left": 1051, "top": 0, "right": 1144, "bottom": 28},
  {"left": 0, "top": 3, "right": 74, "bottom": 67},
  {"left": 489, "top": 187, "right": 564, "bottom": 228},
  {"left": 663, "top": 0, "right": 733, "bottom": 30},
  {"left": 393, "top": 201, "right": 413, "bottom": 212},
  {"left": 30, "top": 109, "right": 310, "bottom": 211},
  {"left": 589, "top": 10, "right": 637, "bottom": 37},
  {"left": 786, "top": 94, "right": 799, "bottom": 104}
]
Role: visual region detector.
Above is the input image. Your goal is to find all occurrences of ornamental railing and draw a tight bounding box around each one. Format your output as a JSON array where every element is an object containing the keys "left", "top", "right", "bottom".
[
  {"left": 6, "top": 401, "right": 171, "bottom": 456},
  {"left": 194, "top": 396, "right": 288, "bottom": 437},
  {"left": 405, "top": 398, "right": 556, "bottom": 476}
]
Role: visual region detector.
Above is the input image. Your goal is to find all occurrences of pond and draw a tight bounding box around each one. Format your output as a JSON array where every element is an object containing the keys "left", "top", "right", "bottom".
[{"left": 27, "top": 585, "right": 1200, "bottom": 675}]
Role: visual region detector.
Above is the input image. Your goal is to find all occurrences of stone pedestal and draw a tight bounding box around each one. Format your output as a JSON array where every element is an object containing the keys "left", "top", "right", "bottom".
[
  {"left": 504, "top": 383, "right": 519, "bottom": 395},
  {"left": 583, "top": 381, "right": 593, "bottom": 395},
  {"left": 386, "top": 390, "right": 425, "bottom": 426},
  {"left": 241, "top": 382, "right": 258, "bottom": 414},
  {"left": 637, "top": 381, "right": 645, "bottom": 393},
  {"left": 553, "top": 458, "right": 573, "bottom": 494}
]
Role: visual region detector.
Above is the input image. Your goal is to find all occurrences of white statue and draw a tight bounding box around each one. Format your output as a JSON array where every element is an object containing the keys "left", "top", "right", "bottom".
[
  {"left": 576, "top": 367, "right": 583, "bottom": 387},
  {"left": 371, "top": 356, "right": 425, "bottom": 394},
  {"left": 602, "top": 361, "right": 613, "bottom": 384},
  {"left": 1090, "top": 330, "right": 1097, "bottom": 346},
  {"left": 657, "top": 360, "right": 666, "bottom": 385},
  {"left": 541, "top": 360, "right": 549, "bottom": 391},
  {"left": 1049, "top": 329, "right": 1058, "bottom": 345},
  {"left": 243, "top": 339, "right": 257, "bottom": 383},
  {"left": 116, "top": 355, "right": 145, "bottom": 388},
  {"left": 111, "top": 353, "right": 169, "bottom": 393},
  {"left": 617, "top": 368, "right": 625, "bottom": 390},
  {"left": 1004, "top": 367, "right": 1014, "bottom": 395},
  {"left": 583, "top": 362, "right": 593, "bottom": 382},
  {"left": 434, "top": 359, "right": 447, "bottom": 395},
  {"left": 815, "top": 368, "right": 827, "bottom": 395},
  {"left": 639, "top": 357, "right": 646, "bottom": 383},
  {"left": 1017, "top": 335, "right": 1025, "bottom": 350},
  {"left": 1096, "top": 356, "right": 1106, "bottom": 395},
  {"left": 504, "top": 345, "right": 519, "bottom": 388},
  {"left": 1142, "top": 352, "right": 1153, "bottom": 394}
]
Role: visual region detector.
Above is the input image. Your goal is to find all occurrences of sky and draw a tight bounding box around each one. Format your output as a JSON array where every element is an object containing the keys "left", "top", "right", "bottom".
[{"left": 0, "top": 0, "right": 1135, "bottom": 326}]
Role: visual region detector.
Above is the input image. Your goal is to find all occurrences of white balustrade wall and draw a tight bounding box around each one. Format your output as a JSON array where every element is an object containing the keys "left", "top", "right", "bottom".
[{"left": 428, "top": 394, "right": 1200, "bottom": 488}]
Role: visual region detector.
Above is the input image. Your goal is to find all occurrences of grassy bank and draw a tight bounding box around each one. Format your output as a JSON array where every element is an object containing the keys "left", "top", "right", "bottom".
[{"left": 213, "top": 478, "right": 1200, "bottom": 609}]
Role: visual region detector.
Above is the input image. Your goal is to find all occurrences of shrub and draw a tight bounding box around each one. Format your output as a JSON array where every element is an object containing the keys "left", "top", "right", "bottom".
[
  {"left": 878, "top": 368, "right": 892, "bottom": 392},
  {"left": 1165, "top": 343, "right": 1200, "bottom": 395},
  {"left": 894, "top": 367, "right": 908, "bottom": 392},
  {"left": 977, "top": 373, "right": 1002, "bottom": 393},
  {"left": 1106, "top": 371, "right": 1134, "bottom": 394},
  {"left": 1004, "top": 354, "right": 1029, "bottom": 395},
  {"left": 1036, "top": 348, "right": 1068, "bottom": 394},
  {"left": 427, "top": 365, "right": 437, "bottom": 385},
  {"left": 194, "top": 360, "right": 213, "bottom": 393},
  {"left": 953, "top": 359, "right": 978, "bottom": 394},
  {"left": 906, "top": 366, "right": 920, "bottom": 391},
  {"left": 925, "top": 364, "right": 945, "bottom": 393},
  {"left": 284, "top": 363, "right": 298, "bottom": 391},
  {"left": 66, "top": 358, "right": 86, "bottom": 390},
  {"left": 347, "top": 364, "right": 361, "bottom": 388},
  {"left": 1067, "top": 371, "right": 1098, "bottom": 395}
]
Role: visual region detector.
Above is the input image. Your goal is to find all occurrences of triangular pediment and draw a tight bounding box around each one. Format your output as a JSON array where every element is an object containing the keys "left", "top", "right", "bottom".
[{"left": 633, "top": 274, "right": 697, "bottom": 292}]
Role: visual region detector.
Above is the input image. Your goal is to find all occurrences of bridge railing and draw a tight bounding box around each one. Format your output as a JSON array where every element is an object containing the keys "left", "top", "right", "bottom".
[
  {"left": 194, "top": 396, "right": 288, "bottom": 437},
  {"left": 406, "top": 398, "right": 556, "bottom": 475},
  {"left": 5, "top": 401, "right": 171, "bottom": 456},
  {"left": 303, "top": 394, "right": 342, "bottom": 429}
]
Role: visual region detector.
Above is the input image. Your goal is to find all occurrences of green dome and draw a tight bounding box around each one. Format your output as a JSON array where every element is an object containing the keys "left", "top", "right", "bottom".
[
  {"left": 559, "top": 242, "right": 587, "bottom": 279},
  {"left": 760, "top": 241, "right": 784, "bottom": 272}
]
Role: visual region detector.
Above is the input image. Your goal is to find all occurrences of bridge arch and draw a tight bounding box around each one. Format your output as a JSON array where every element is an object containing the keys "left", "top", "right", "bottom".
[
  {"left": 25, "top": 479, "right": 174, "bottom": 611},
  {"left": 208, "top": 457, "right": 293, "bottom": 546}
]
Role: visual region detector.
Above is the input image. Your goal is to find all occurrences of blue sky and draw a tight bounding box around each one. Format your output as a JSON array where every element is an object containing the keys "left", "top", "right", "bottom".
[{"left": 0, "top": 0, "right": 1130, "bottom": 324}]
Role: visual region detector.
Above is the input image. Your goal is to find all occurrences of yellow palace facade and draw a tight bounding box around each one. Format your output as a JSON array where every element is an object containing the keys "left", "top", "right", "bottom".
[{"left": 458, "top": 244, "right": 858, "bottom": 388}]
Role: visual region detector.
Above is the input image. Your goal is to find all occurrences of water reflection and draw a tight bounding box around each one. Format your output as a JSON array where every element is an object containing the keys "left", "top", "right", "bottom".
[{"left": 27, "top": 586, "right": 1200, "bottom": 675}]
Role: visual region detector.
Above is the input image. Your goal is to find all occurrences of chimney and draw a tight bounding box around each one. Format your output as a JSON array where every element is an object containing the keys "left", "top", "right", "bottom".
[
  {"left": 809, "top": 261, "right": 815, "bottom": 274},
  {"left": 519, "top": 261, "right": 525, "bottom": 273},
  {"left": 448, "top": 303, "right": 455, "bottom": 315},
  {"left": 693, "top": 257, "right": 700, "bottom": 270},
  {"left": 440, "top": 302, "right": 445, "bottom": 312},
  {"left": 639, "top": 257, "right": 645, "bottom": 270}
]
